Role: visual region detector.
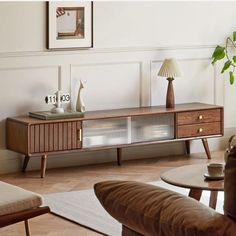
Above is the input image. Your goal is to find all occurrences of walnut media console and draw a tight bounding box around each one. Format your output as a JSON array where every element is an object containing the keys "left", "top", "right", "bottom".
[{"left": 6, "top": 103, "right": 224, "bottom": 178}]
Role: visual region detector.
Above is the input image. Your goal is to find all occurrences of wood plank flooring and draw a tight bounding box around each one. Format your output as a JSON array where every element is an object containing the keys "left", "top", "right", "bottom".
[{"left": 0, "top": 151, "right": 224, "bottom": 235}]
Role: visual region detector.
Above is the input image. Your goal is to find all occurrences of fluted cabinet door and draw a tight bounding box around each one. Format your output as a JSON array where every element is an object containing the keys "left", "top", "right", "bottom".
[{"left": 29, "top": 121, "right": 82, "bottom": 154}]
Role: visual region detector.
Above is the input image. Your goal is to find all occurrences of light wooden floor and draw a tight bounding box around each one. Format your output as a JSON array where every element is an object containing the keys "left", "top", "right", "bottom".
[{"left": 0, "top": 151, "right": 224, "bottom": 236}]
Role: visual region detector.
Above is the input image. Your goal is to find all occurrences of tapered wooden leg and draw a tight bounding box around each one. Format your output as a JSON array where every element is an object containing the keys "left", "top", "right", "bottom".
[
  {"left": 202, "top": 138, "right": 211, "bottom": 159},
  {"left": 189, "top": 189, "right": 202, "bottom": 201},
  {"left": 209, "top": 191, "right": 218, "bottom": 209},
  {"left": 117, "top": 148, "right": 122, "bottom": 166},
  {"left": 24, "top": 220, "right": 30, "bottom": 236},
  {"left": 22, "top": 155, "right": 30, "bottom": 172},
  {"left": 41, "top": 154, "right": 47, "bottom": 178},
  {"left": 185, "top": 140, "right": 190, "bottom": 155}
]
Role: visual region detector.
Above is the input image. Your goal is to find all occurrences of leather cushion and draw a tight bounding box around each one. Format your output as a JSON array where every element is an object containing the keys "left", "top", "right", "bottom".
[
  {"left": 94, "top": 180, "right": 236, "bottom": 236},
  {"left": 224, "top": 146, "right": 236, "bottom": 220}
]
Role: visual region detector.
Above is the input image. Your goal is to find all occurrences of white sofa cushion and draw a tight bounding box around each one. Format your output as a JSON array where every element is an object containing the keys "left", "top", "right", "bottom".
[{"left": 0, "top": 181, "right": 42, "bottom": 216}]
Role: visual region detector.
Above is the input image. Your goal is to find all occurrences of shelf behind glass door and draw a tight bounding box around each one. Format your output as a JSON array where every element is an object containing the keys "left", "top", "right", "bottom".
[
  {"left": 83, "top": 117, "right": 130, "bottom": 148},
  {"left": 131, "top": 114, "right": 174, "bottom": 143}
]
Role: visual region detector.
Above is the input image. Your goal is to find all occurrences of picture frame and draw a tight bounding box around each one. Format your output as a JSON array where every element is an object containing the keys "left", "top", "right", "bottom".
[{"left": 47, "top": 1, "right": 93, "bottom": 50}]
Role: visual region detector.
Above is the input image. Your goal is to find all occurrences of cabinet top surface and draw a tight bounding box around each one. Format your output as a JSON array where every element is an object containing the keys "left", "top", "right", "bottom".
[{"left": 7, "top": 103, "right": 223, "bottom": 125}]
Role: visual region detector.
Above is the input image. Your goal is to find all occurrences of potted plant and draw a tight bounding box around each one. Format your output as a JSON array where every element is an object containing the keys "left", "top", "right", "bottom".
[{"left": 212, "top": 31, "right": 236, "bottom": 84}]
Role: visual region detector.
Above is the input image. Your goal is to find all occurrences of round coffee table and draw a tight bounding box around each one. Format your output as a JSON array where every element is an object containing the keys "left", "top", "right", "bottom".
[{"left": 160, "top": 164, "right": 224, "bottom": 209}]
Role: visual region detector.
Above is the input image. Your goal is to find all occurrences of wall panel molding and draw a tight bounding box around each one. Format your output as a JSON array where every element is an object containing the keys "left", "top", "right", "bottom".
[
  {"left": 70, "top": 61, "right": 142, "bottom": 110},
  {"left": 0, "top": 45, "right": 227, "bottom": 174},
  {"left": 0, "top": 45, "right": 217, "bottom": 59}
]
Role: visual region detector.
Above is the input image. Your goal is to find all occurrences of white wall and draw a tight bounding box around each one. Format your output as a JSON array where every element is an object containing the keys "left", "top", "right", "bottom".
[{"left": 0, "top": 1, "right": 235, "bottom": 174}]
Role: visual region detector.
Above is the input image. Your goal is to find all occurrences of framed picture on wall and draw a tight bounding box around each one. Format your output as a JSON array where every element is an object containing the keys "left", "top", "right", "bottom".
[{"left": 47, "top": 2, "right": 93, "bottom": 50}]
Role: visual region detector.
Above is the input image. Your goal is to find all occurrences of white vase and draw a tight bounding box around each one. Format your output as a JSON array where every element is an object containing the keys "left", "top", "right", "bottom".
[{"left": 76, "top": 80, "right": 85, "bottom": 113}]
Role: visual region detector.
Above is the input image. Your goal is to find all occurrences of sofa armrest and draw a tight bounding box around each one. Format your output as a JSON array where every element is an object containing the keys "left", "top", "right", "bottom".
[{"left": 94, "top": 181, "right": 236, "bottom": 236}]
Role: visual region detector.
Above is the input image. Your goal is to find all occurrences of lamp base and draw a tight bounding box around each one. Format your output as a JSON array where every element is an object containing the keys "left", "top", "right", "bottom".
[{"left": 166, "top": 78, "right": 175, "bottom": 108}]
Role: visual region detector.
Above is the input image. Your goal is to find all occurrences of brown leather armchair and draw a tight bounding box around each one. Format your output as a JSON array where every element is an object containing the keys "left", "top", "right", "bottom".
[
  {"left": 94, "top": 147, "right": 236, "bottom": 236},
  {"left": 94, "top": 180, "right": 236, "bottom": 236}
]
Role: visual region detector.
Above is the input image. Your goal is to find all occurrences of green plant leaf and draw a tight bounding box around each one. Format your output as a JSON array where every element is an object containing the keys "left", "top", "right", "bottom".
[
  {"left": 211, "top": 45, "right": 225, "bottom": 64},
  {"left": 233, "top": 31, "right": 236, "bottom": 41},
  {"left": 230, "top": 71, "right": 235, "bottom": 85},
  {"left": 221, "top": 60, "right": 232, "bottom": 73},
  {"left": 233, "top": 56, "right": 236, "bottom": 63}
]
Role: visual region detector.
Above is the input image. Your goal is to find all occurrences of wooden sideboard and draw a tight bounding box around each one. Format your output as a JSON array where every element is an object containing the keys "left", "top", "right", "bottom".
[{"left": 6, "top": 103, "right": 224, "bottom": 178}]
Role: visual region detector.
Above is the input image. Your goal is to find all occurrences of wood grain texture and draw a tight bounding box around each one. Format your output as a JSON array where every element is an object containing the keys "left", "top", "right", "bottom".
[
  {"left": 41, "top": 154, "right": 47, "bottom": 178},
  {"left": 29, "top": 125, "right": 35, "bottom": 154},
  {"left": 188, "top": 189, "right": 202, "bottom": 201},
  {"left": 7, "top": 104, "right": 223, "bottom": 155},
  {"left": 6, "top": 119, "right": 28, "bottom": 154},
  {"left": 6, "top": 104, "right": 223, "bottom": 178},
  {"left": 177, "top": 122, "right": 222, "bottom": 138},
  {"left": 24, "top": 220, "right": 30, "bottom": 236},
  {"left": 49, "top": 124, "right": 54, "bottom": 152},
  {"left": 166, "top": 79, "right": 175, "bottom": 108},
  {"left": 202, "top": 138, "right": 211, "bottom": 159},
  {"left": 0, "top": 207, "right": 50, "bottom": 228},
  {"left": 63, "top": 122, "right": 68, "bottom": 150},
  {"left": 58, "top": 123, "right": 63, "bottom": 151},
  {"left": 176, "top": 108, "right": 222, "bottom": 125},
  {"left": 22, "top": 156, "right": 30, "bottom": 172},
  {"left": 7, "top": 103, "right": 223, "bottom": 125},
  {"left": 39, "top": 124, "right": 44, "bottom": 153},
  {"left": 34, "top": 125, "right": 40, "bottom": 153},
  {"left": 160, "top": 164, "right": 224, "bottom": 191},
  {"left": 185, "top": 140, "right": 190, "bottom": 155},
  {"left": 53, "top": 123, "right": 58, "bottom": 151},
  {"left": 44, "top": 124, "right": 49, "bottom": 152}
]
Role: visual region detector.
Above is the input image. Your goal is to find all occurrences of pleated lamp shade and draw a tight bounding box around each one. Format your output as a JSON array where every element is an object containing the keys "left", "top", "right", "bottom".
[{"left": 158, "top": 58, "right": 182, "bottom": 78}]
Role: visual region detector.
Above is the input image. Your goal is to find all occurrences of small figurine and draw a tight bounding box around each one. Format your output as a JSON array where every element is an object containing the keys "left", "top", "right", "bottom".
[{"left": 76, "top": 80, "right": 86, "bottom": 113}]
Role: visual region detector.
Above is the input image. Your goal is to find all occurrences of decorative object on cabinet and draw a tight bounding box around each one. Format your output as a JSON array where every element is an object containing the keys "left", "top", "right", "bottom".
[
  {"left": 29, "top": 90, "right": 83, "bottom": 119},
  {"left": 45, "top": 66, "right": 70, "bottom": 113},
  {"left": 28, "top": 66, "right": 86, "bottom": 120},
  {"left": 29, "top": 110, "right": 84, "bottom": 120},
  {"left": 158, "top": 58, "right": 182, "bottom": 108},
  {"left": 211, "top": 31, "right": 236, "bottom": 84},
  {"left": 6, "top": 103, "right": 223, "bottom": 178},
  {"left": 76, "top": 80, "right": 86, "bottom": 113},
  {"left": 44, "top": 89, "right": 71, "bottom": 114},
  {"left": 47, "top": 1, "right": 93, "bottom": 50}
]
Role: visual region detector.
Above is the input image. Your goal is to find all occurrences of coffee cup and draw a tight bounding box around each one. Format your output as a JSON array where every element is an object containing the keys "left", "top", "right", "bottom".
[{"left": 207, "top": 163, "right": 224, "bottom": 177}]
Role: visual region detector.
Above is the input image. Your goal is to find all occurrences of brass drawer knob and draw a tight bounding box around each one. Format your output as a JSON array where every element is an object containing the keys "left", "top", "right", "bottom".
[
  {"left": 198, "top": 115, "right": 203, "bottom": 120},
  {"left": 198, "top": 128, "right": 203, "bottom": 133}
]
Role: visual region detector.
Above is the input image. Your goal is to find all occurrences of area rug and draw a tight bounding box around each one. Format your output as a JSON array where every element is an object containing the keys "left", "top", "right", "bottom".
[{"left": 43, "top": 181, "right": 224, "bottom": 236}]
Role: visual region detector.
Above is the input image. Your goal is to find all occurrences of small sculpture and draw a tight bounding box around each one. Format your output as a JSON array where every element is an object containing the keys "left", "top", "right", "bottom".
[{"left": 76, "top": 80, "right": 86, "bottom": 113}]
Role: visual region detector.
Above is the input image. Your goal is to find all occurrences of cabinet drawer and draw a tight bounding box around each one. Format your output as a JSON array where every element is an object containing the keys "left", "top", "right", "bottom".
[
  {"left": 177, "top": 122, "right": 222, "bottom": 138},
  {"left": 29, "top": 121, "right": 82, "bottom": 154},
  {"left": 177, "top": 109, "right": 221, "bottom": 125}
]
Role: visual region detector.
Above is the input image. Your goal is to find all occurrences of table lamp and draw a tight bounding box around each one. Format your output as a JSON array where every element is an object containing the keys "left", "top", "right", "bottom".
[{"left": 158, "top": 58, "right": 182, "bottom": 108}]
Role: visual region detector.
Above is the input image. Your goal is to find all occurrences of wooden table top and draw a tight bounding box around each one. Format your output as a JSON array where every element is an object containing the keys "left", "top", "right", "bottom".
[
  {"left": 161, "top": 164, "right": 224, "bottom": 191},
  {"left": 8, "top": 102, "right": 223, "bottom": 125}
]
